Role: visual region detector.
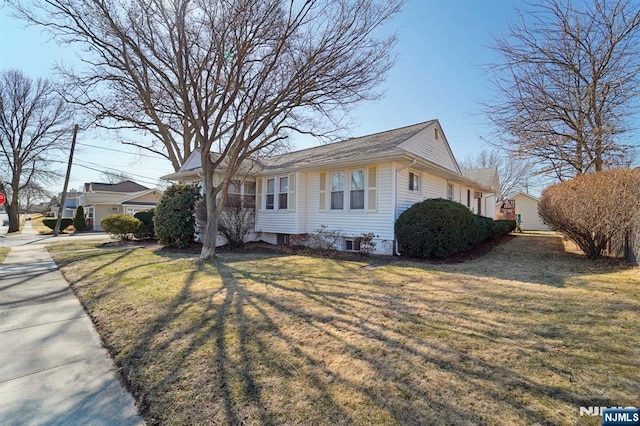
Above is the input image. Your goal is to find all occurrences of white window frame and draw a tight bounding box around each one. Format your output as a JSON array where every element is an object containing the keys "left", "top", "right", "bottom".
[
  {"left": 266, "top": 178, "right": 275, "bottom": 210},
  {"left": 278, "top": 176, "right": 288, "bottom": 210},
  {"left": 409, "top": 171, "right": 420, "bottom": 192},
  {"left": 331, "top": 172, "right": 345, "bottom": 210},
  {"left": 350, "top": 170, "right": 365, "bottom": 210},
  {"left": 447, "top": 183, "right": 454, "bottom": 200}
]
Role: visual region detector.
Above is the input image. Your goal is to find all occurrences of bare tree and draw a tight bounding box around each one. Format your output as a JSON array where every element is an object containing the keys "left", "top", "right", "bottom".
[
  {"left": 460, "top": 149, "right": 533, "bottom": 198},
  {"left": 101, "top": 170, "right": 133, "bottom": 184},
  {"left": 20, "top": 182, "right": 52, "bottom": 213},
  {"left": 11, "top": 0, "right": 403, "bottom": 259},
  {"left": 485, "top": 0, "right": 640, "bottom": 180},
  {"left": 0, "top": 69, "right": 72, "bottom": 232}
]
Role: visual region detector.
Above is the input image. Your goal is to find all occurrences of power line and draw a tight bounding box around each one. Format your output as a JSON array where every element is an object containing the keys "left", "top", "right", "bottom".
[
  {"left": 75, "top": 141, "right": 169, "bottom": 160},
  {"left": 48, "top": 159, "right": 164, "bottom": 187}
]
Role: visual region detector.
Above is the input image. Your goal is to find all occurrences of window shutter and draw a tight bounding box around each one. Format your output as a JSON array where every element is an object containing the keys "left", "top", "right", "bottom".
[
  {"left": 367, "top": 167, "right": 377, "bottom": 212},
  {"left": 319, "top": 172, "right": 326, "bottom": 211},
  {"left": 288, "top": 173, "right": 296, "bottom": 212},
  {"left": 256, "top": 177, "right": 263, "bottom": 210}
]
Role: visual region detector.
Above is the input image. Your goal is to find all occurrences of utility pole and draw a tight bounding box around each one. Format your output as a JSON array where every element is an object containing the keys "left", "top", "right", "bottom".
[{"left": 54, "top": 124, "right": 79, "bottom": 237}]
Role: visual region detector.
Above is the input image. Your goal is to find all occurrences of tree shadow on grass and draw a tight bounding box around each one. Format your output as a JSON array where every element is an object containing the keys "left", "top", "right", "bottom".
[{"left": 103, "top": 252, "right": 635, "bottom": 424}]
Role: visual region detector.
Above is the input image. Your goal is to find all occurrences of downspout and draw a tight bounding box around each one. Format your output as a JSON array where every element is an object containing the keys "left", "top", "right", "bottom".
[{"left": 394, "top": 158, "right": 416, "bottom": 255}]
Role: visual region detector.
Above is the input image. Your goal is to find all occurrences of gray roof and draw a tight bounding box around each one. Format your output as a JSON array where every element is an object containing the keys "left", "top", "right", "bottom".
[
  {"left": 461, "top": 167, "right": 498, "bottom": 190},
  {"left": 262, "top": 120, "right": 436, "bottom": 170},
  {"left": 84, "top": 180, "right": 150, "bottom": 193}
]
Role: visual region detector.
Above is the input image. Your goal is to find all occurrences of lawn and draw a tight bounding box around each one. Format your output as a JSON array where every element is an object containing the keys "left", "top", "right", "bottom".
[
  {"left": 48, "top": 234, "right": 640, "bottom": 425},
  {"left": 0, "top": 247, "right": 9, "bottom": 263}
]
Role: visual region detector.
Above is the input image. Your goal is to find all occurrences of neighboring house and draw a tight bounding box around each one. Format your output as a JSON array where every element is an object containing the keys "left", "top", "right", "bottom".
[
  {"left": 161, "top": 120, "right": 497, "bottom": 255},
  {"left": 53, "top": 190, "right": 82, "bottom": 218},
  {"left": 461, "top": 167, "right": 500, "bottom": 219},
  {"left": 508, "top": 192, "right": 551, "bottom": 231},
  {"left": 79, "top": 180, "right": 163, "bottom": 231}
]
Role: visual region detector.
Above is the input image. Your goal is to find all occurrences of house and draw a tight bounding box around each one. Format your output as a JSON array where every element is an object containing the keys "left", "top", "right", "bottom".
[
  {"left": 79, "top": 180, "right": 163, "bottom": 231},
  {"left": 52, "top": 190, "right": 82, "bottom": 218},
  {"left": 461, "top": 167, "right": 500, "bottom": 218},
  {"left": 508, "top": 192, "right": 551, "bottom": 231},
  {"left": 161, "top": 120, "right": 498, "bottom": 255}
]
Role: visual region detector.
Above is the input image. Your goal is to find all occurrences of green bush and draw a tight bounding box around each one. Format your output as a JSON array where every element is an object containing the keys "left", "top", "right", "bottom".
[
  {"left": 134, "top": 209, "right": 155, "bottom": 239},
  {"left": 493, "top": 219, "right": 516, "bottom": 237},
  {"left": 42, "top": 218, "right": 73, "bottom": 231},
  {"left": 395, "top": 198, "right": 479, "bottom": 258},
  {"left": 101, "top": 214, "right": 142, "bottom": 241},
  {"left": 154, "top": 184, "right": 202, "bottom": 248},
  {"left": 475, "top": 215, "right": 494, "bottom": 242},
  {"left": 73, "top": 206, "right": 88, "bottom": 232}
]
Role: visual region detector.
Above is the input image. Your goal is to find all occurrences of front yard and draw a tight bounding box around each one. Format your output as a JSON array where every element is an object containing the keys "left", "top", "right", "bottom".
[{"left": 48, "top": 234, "right": 639, "bottom": 425}]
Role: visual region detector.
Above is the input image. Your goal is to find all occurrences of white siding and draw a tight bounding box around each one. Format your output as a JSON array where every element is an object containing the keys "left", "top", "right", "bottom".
[
  {"left": 514, "top": 194, "right": 551, "bottom": 231},
  {"left": 255, "top": 172, "right": 301, "bottom": 234},
  {"left": 398, "top": 124, "right": 459, "bottom": 173}
]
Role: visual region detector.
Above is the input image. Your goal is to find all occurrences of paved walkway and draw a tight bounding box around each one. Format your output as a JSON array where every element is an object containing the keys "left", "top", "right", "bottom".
[{"left": 0, "top": 225, "right": 143, "bottom": 425}]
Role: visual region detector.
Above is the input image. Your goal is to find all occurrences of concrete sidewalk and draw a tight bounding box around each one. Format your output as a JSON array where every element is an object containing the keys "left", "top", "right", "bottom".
[{"left": 0, "top": 244, "right": 143, "bottom": 425}]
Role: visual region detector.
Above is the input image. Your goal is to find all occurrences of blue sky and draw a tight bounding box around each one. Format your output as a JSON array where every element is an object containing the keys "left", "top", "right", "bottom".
[{"left": 0, "top": 0, "right": 520, "bottom": 193}]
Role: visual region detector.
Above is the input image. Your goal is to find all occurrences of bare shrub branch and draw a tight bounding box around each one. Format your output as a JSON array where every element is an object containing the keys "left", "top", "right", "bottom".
[{"left": 538, "top": 168, "right": 640, "bottom": 260}]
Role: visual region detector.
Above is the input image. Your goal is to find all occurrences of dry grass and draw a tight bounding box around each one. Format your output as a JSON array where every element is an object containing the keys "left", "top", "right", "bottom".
[
  {"left": 48, "top": 234, "right": 640, "bottom": 425},
  {"left": 29, "top": 214, "right": 52, "bottom": 234},
  {"left": 0, "top": 247, "right": 9, "bottom": 263}
]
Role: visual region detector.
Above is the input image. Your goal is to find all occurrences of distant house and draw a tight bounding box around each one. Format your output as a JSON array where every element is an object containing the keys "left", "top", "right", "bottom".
[
  {"left": 53, "top": 190, "right": 83, "bottom": 218},
  {"left": 79, "top": 180, "right": 163, "bottom": 231},
  {"left": 162, "top": 119, "right": 499, "bottom": 255},
  {"left": 461, "top": 167, "right": 500, "bottom": 219},
  {"left": 509, "top": 192, "right": 551, "bottom": 231}
]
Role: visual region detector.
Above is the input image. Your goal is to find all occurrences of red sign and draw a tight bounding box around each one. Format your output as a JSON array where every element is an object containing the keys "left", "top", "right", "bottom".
[{"left": 0, "top": 193, "right": 5, "bottom": 205}]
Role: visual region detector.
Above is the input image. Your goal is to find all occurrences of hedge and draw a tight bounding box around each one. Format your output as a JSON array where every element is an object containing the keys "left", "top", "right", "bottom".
[
  {"left": 134, "top": 209, "right": 155, "bottom": 239},
  {"left": 42, "top": 218, "right": 74, "bottom": 231},
  {"left": 395, "top": 199, "right": 515, "bottom": 259},
  {"left": 101, "top": 214, "right": 141, "bottom": 240},
  {"left": 395, "top": 198, "right": 478, "bottom": 258}
]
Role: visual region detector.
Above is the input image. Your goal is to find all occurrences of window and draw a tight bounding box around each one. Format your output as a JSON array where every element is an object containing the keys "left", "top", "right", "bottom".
[
  {"left": 435, "top": 128, "right": 439, "bottom": 140},
  {"left": 225, "top": 180, "right": 242, "bottom": 207},
  {"left": 350, "top": 170, "right": 364, "bottom": 210},
  {"left": 344, "top": 238, "right": 360, "bottom": 251},
  {"left": 243, "top": 181, "right": 256, "bottom": 208},
  {"left": 278, "top": 177, "right": 288, "bottom": 210},
  {"left": 331, "top": 172, "right": 345, "bottom": 210},
  {"left": 345, "top": 239, "right": 361, "bottom": 251},
  {"left": 110, "top": 206, "right": 119, "bottom": 213},
  {"left": 409, "top": 171, "right": 420, "bottom": 192},
  {"left": 266, "top": 178, "right": 275, "bottom": 210},
  {"left": 447, "top": 183, "right": 454, "bottom": 200},
  {"left": 277, "top": 233, "right": 289, "bottom": 245},
  {"left": 466, "top": 189, "right": 471, "bottom": 207}
]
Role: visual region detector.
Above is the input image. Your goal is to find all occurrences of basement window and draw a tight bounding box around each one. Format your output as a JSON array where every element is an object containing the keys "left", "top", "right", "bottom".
[{"left": 345, "top": 239, "right": 361, "bottom": 252}]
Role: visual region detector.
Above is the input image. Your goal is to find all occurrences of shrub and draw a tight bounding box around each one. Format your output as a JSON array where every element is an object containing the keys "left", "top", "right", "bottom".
[
  {"left": 475, "top": 215, "right": 494, "bottom": 242},
  {"left": 395, "top": 198, "right": 479, "bottom": 258},
  {"left": 134, "top": 209, "right": 155, "bottom": 239},
  {"left": 539, "top": 168, "right": 640, "bottom": 260},
  {"left": 154, "top": 184, "right": 202, "bottom": 248},
  {"left": 354, "top": 232, "right": 377, "bottom": 256},
  {"left": 101, "top": 214, "right": 142, "bottom": 241},
  {"left": 42, "top": 218, "right": 73, "bottom": 231},
  {"left": 492, "top": 219, "right": 516, "bottom": 237},
  {"left": 217, "top": 198, "right": 255, "bottom": 249},
  {"left": 73, "top": 206, "right": 88, "bottom": 232}
]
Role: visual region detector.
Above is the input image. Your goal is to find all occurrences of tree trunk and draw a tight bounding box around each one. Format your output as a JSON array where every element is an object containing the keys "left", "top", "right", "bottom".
[
  {"left": 6, "top": 197, "right": 20, "bottom": 233},
  {"left": 199, "top": 153, "right": 219, "bottom": 261}
]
